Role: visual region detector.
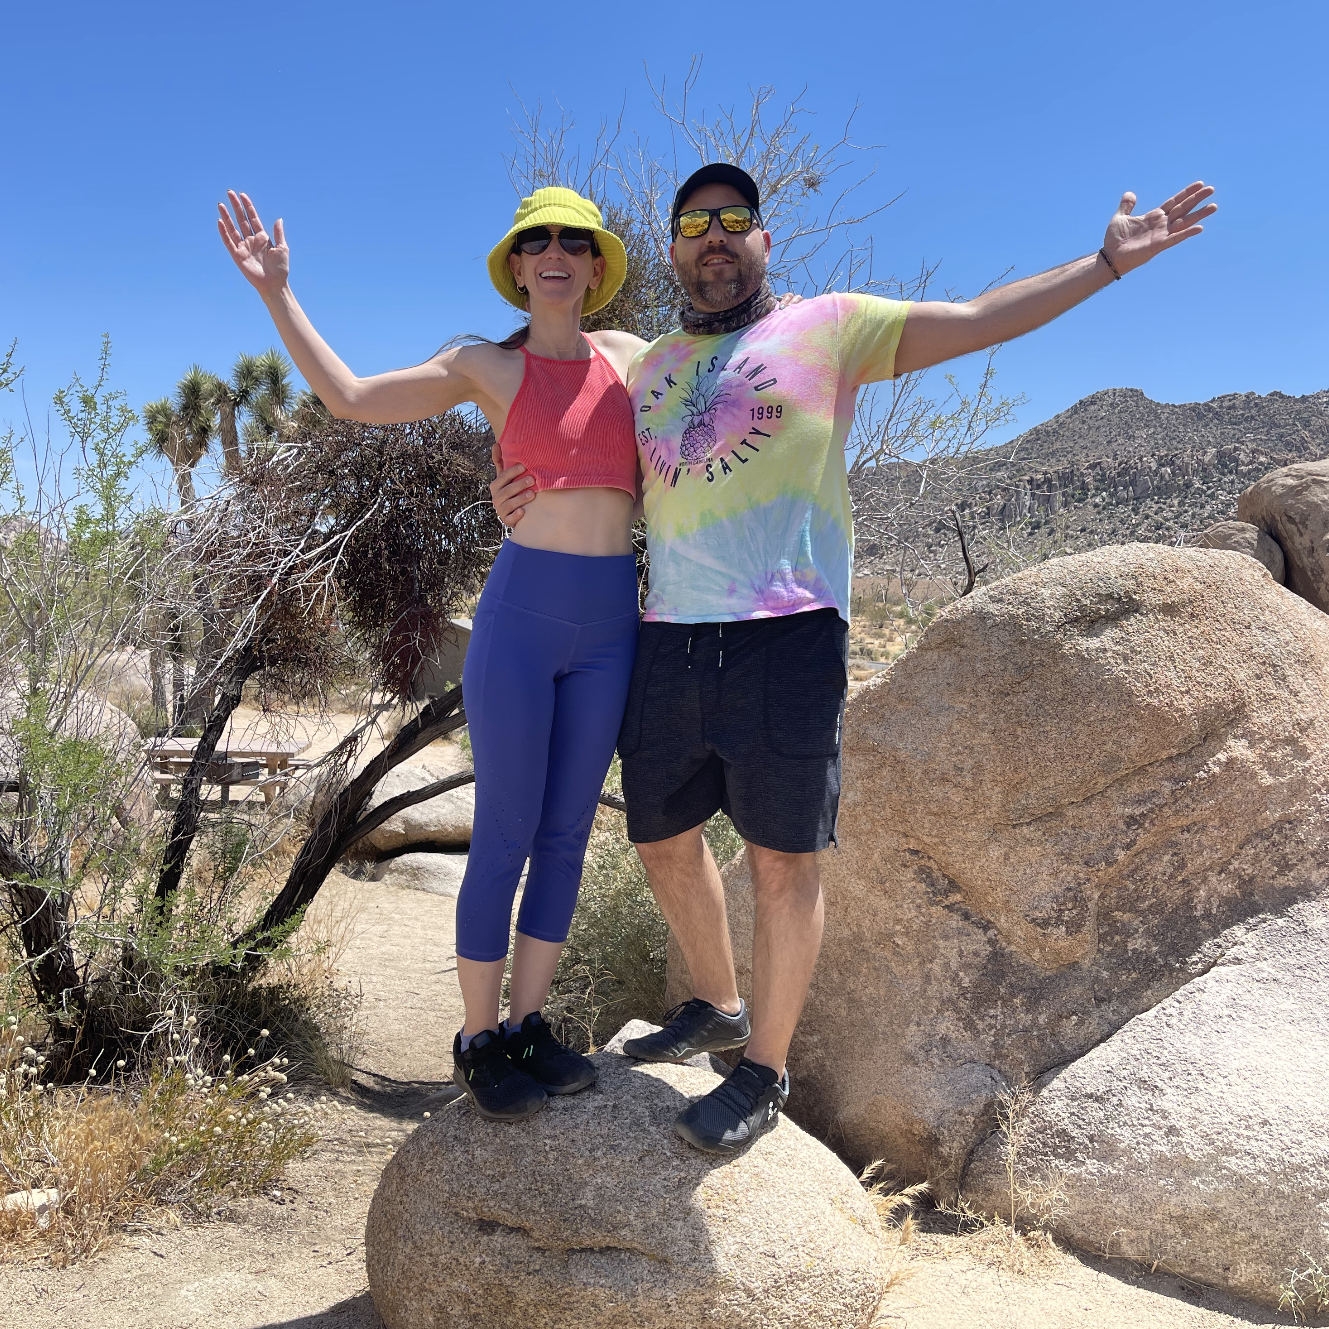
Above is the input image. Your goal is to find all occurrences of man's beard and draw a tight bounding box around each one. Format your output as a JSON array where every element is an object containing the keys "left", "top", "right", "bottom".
[{"left": 676, "top": 243, "right": 767, "bottom": 311}]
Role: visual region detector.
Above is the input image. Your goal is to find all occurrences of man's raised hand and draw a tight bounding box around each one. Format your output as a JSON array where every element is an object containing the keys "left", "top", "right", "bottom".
[
  {"left": 489, "top": 442, "right": 535, "bottom": 528},
  {"left": 1103, "top": 181, "right": 1217, "bottom": 276},
  {"left": 218, "top": 191, "right": 290, "bottom": 297}
]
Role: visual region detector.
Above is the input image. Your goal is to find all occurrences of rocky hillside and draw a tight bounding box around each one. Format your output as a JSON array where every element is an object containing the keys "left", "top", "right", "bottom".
[
  {"left": 987, "top": 386, "right": 1329, "bottom": 470},
  {"left": 893, "top": 386, "right": 1329, "bottom": 571}
]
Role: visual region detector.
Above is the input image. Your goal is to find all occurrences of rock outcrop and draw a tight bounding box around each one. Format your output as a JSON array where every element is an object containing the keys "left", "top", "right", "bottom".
[
  {"left": 371, "top": 850, "right": 467, "bottom": 897},
  {"left": 672, "top": 546, "right": 1329, "bottom": 1191},
  {"left": 1191, "top": 519, "right": 1286, "bottom": 583},
  {"left": 855, "top": 386, "right": 1329, "bottom": 581},
  {"left": 994, "top": 386, "right": 1329, "bottom": 471},
  {"left": 366, "top": 1023, "right": 887, "bottom": 1329},
  {"left": 356, "top": 760, "right": 473, "bottom": 855},
  {"left": 409, "top": 617, "right": 473, "bottom": 702},
  {"left": 1238, "top": 458, "right": 1329, "bottom": 612},
  {"left": 963, "top": 900, "right": 1329, "bottom": 1307}
]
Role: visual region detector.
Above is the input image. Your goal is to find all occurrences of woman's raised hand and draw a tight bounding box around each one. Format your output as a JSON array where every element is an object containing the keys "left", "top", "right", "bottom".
[{"left": 217, "top": 190, "right": 289, "bottom": 297}]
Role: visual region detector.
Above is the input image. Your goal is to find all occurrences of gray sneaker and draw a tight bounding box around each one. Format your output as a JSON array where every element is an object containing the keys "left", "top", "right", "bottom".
[{"left": 621, "top": 998, "right": 750, "bottom": 1063}]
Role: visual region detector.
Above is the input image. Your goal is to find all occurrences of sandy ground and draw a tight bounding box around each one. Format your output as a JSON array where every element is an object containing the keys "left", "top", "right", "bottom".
[{"left": 0, "top": 870, "right": 1319, "bottom": 1329}]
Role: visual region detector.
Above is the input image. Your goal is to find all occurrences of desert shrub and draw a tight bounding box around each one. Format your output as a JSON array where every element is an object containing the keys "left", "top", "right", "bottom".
[
  {"left": 0, "top": 343, "right": 468, "bottom": 1092},
  {"left": 540, "top": 760, "right": 744, "bottom": 1052},
  {"left": 0, "top": 1009, "right": 318, "bottom": 1264}
]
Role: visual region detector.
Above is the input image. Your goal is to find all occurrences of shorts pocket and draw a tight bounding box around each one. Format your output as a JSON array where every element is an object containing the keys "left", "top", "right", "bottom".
[
  {"left": 616, "top": 630, "right": 660, "bottom": 758},
  {"left": 762, "top": 613, "right": 848, "bottom": 759}
]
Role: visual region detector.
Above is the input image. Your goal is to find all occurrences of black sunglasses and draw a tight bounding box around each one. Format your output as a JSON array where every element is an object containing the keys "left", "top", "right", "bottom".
[
  {"left": 511, "top": 226, "right": 599, "bottom": 258},
  {"left": 672, "top": 204, "right": 761, "bottom": 239}
]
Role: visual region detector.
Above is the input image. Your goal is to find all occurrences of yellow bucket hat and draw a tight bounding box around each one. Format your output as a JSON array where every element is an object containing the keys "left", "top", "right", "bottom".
[{"left": 487, "top": 187, "right": 628, "bottom": 318}]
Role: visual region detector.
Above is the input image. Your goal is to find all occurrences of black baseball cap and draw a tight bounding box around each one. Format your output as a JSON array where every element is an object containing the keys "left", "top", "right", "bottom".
[{"left": 671, "top": 163, "right": 762, "bottom": 230}]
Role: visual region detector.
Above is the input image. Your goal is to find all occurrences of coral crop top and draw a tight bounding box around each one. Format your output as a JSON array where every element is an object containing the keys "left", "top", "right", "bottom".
[{"left": 498, "top": 339, "right": 638, "bottom": 497}]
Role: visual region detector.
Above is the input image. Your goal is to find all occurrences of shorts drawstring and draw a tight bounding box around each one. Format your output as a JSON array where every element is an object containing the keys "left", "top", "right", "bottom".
[{"left": 685, "top": 624, "right": 724, "bottom": 669}]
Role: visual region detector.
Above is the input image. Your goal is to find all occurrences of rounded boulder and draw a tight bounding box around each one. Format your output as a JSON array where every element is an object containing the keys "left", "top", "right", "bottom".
[
  {"left": 1237, "top": 458, "right": 1329, "bottom": 611},
  {"left": 677, "top": 545, "right": 1329, "bottom": 1191},
  {"left": 365, "top": 1021, "right": 888, "bottom": 1329},
  {"left": 1191, "top": 518, "right": 1286, "bottom": 583},
  {"left": 356, "top": 759, "right": 474, "bottom": 855}
]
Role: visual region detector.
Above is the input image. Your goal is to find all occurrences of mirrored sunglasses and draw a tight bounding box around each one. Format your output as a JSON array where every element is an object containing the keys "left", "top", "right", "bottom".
[
  {"left": 673, "top": 205, "right": 760, "bottom": 239},
  {"left": 512, "top": 226, "right": 598, "bottom": 257}
]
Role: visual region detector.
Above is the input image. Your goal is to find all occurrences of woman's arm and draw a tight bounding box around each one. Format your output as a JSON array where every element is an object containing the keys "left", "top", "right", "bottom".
[{"left": 218, "top": 191, "right": 487, "bottom": 424}]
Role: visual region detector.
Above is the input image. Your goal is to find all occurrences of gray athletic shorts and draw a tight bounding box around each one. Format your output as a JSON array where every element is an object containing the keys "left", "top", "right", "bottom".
[{"left": 618, "top": 608, "right": 848, "bottom": 854}]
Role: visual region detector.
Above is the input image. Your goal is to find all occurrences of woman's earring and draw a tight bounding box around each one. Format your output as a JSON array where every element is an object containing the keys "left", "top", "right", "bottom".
[{"left": 516, "top": 283, "right": 527, "bottom": 294}]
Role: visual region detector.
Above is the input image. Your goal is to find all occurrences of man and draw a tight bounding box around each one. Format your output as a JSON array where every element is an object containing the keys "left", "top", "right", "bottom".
[{"left": 493, "top": 162, "right": 1216, "bottom": 1154}]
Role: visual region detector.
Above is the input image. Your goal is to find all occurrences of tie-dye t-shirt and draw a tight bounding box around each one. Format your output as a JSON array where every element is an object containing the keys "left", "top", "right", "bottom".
[{"left": 628, "top": 292, "right": 911, "bottom": 623}]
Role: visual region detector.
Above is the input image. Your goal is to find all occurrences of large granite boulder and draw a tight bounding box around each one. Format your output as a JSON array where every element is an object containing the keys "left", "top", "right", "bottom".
[
  {"left": 963, "top": 900, "right": 1329, "bottom": 1307},
  {"left": 1238, "top": 458, "right": 1329, "bottom": 611},
  {"left": 366, "top": 1021, "right": 887, "bottom": 1329},
  {"left": 672, "top": 546, "right": 1329, "bottom": 1191},
  {"left": 0, "top": 689, "right": 154, "bottom": 829},
  {"left": 1190, "top": 518, "right": 1285, "bottom": 583},
  {"left": 371, "top": 850, "right": 468, "bottom": 897},
  {"left": 357, "top": 759, "right": 474, "bottom": 855}
]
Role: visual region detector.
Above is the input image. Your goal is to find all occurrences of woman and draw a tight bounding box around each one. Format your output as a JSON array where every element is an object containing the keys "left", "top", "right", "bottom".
[{"left": 218, "top": 186, "right": 646, "bottom": 1121}]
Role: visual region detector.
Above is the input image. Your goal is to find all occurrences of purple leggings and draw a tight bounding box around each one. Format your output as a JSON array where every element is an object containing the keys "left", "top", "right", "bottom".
[{"left": 456, "top": 541, "right": 639, "bottom": 963}]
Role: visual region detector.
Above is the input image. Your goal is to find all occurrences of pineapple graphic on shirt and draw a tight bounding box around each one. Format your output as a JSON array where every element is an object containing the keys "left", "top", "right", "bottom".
[{"left": 678, "top": 373, "right": 730, "bottom": 465}]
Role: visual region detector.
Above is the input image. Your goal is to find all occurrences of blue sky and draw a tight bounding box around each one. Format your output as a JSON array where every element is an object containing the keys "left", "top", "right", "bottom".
[{"left": 2, "top": 0, "right": 1324, "bottom": 479}]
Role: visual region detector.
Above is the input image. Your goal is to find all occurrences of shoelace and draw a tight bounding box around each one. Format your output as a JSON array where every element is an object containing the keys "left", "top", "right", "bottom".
[
  {"left": 466, "top": 1036, "right": 519, "bottom": 1085},
  {"left": 513, "top": 1021, "right": 564, "bottom": 1064},
  {"left": 659, "top": 997, "right": 713, "bottom": 1033},
  {"left": 708, "top": 1064, "right": 767, "bottom": 1117}
]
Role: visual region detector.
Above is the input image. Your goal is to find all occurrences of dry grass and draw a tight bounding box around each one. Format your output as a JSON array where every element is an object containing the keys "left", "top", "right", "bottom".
[
  {"left": 261, "top": 880, "right": 365, "bottom": 1088},
  {"left": 1281, "top": 1255, "right": 1329, "bottom": 1323},
  {"left": 939, "top": 1083, "right": 1067, "bottom": 1276},
  {"left": 860, "top": 1160, "right": 929, "bottom": 1306},
  {"left": 0, "top": 1013, "right": 319, "bottom": 1265}
]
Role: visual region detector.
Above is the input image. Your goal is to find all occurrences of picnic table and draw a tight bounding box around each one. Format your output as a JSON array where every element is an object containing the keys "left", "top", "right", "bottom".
[{"left": 147, "top": 736, "right": 311, "bottom": 806}]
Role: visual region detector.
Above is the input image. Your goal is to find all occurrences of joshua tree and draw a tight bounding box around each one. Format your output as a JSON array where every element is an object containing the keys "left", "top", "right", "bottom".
[
  {"left": 143, "top": 400, "right": 195, "bottom": 508},
  {"left": 142, "top": 365, "right": 218, "bottom": 507},
  {"left": 242, "top": 349, "right": 296, "bottom": 454},
  {"left": 142, "top": 367, "right": 222, "bottom": 724},
  {"left": 208, "top": 352, "right": 263, "bottom": 476}
]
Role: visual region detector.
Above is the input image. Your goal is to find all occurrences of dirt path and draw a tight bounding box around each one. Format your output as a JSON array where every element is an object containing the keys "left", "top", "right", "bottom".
[
  {"left": 0, "top": 872, "right": 461, "bottom": 1329},
  {"left": 880, "top": 1232, "right": 1311, "bottom": 1328},
  {"left": 0, "top": 871, "right": 1315, "bottom": 1329}
]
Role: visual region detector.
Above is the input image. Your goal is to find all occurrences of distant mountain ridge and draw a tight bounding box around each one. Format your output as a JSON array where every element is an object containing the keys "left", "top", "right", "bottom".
[
  {"left": 990, "top": 386, "right": 1329, "bottom": 471},
  {"left": 854, "top": 385, "right": 1329, "bottom": 579}
]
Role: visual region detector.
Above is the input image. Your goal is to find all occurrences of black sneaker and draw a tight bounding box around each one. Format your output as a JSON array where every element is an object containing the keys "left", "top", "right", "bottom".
[
  {"left": 503, "top": 1012, "right": 597, "bottom": 1095},
  {"left": 452, "top": 1029, "right": 547, "bottom": 1121},
  {"left": 620, "top": 998, "right": 750, "bottom": 1063},
  {"left": 673, "top": 1057, "right": 790, "bottom": 1155}
]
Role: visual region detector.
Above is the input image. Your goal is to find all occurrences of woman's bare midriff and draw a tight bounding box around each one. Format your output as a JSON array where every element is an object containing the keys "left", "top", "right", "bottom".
[{"left": 507, "top": 486, "right": 635, "bottom": 557}]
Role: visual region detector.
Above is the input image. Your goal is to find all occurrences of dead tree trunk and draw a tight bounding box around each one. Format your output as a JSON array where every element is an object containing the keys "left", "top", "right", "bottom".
[
  {"left": 154, "top": 644, "right": 261, "bottom": 912},
  {"left": 229, "top": 684, "right": 467, "bottom": 970},
  {"left": 0, "top": 832, "right": 85, "bottom": 1018}
]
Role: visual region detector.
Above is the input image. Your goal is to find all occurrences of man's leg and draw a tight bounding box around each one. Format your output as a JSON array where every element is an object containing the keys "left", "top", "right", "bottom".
[
  {"left": 669, "top": 610, "right": 843, "bottom": 1153},
  {"left": 743, "top": 845, "right": 824, "bottom": 1075},
  {"left": 634, "top": 826, "right": 741, "bottom": 1015}
]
